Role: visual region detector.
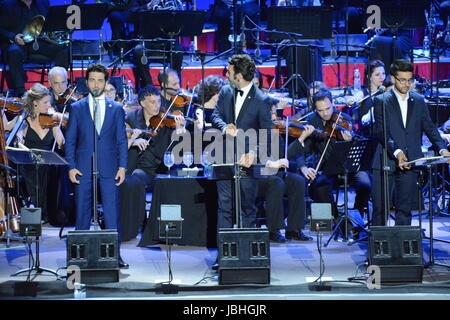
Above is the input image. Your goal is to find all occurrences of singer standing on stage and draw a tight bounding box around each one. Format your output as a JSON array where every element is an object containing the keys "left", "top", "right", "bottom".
[
  {"left": 65, "top": 64, "right": 129, "bottom": 268},
  {"left": 371, "top": 59, "right": 450, "bottom": 226},
  {"left": 211, "top": 54, "right": 273, "bottom": 231}
]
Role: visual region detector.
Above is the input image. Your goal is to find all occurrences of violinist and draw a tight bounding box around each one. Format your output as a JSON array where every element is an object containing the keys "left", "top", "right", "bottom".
[
  {"left": 48, "top": 66, "right": 78, "bottom": 114},
  {"left": 288, "top": 89, "right": 371, "bottom": 239},
  {"left": 15, "top": 83, "right": 65, "bottom": 223},
  {"left": 125, "top": 85, "right": 185, "bottom": 191},
  {"left": 157, "top": 68, "right": 184, "bottom": 113}
]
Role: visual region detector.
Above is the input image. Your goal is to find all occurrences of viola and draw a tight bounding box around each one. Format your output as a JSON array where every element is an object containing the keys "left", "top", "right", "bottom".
[
  {"left": 0, "top": 97, "right": 25, "bottom": 115},
  {"left": 149, "top": 110, "right": 195, "bottom": 131},
  {"left": 39, "top": 112, "right": 68, "bottom": 129}
]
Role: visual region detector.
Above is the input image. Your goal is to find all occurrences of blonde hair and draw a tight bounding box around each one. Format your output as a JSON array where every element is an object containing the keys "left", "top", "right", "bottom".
[{"left": 23, "top": 83, "right": 50, "bottom": 119}]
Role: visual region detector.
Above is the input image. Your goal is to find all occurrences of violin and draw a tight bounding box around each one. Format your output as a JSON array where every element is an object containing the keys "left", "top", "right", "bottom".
[
  {"left": 273, "top": 118, "right": 353, "bottom": 141},
  {"left": 149, "top": 110, "right": 194, "bottom": 131},
  {"left": 39, "top": 112, "right": 68, "bottom": 129},
  {"left": 170, "top": 93, "right": 200, "bottom": 108},
  {"left": 53, "top": 86, "right": 82, "bottom": 106},
  {"left": 0, "top": 97, "right": 25, "bottom": 115}
]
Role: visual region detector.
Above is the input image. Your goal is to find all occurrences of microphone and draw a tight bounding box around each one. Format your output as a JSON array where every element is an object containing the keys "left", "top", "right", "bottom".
[
  {"left": 120, "top": 47, "right": 124, "bottom": 69},
  {"left": 92, "top": 89, "right": 99, "bottom": 97},
  {"left": 255, "top": 32, "right": 261, "bottom": 58},
  {"left": 140, "top": 40, "right": 148, "bottom": 65},
  {"left": 240, "top": 17, "right": 246, "bottom": 49},
  {"left": 330, "top": 33, "right": 337, "bottom": 59},
  {"left": 352, "top": 85, "right": 386, "bottom": 108}
]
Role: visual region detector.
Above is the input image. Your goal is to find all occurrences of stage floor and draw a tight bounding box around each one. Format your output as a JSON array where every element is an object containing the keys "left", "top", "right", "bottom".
[{"left": 1, "top": 212, "right": 449, "bottom": 300}]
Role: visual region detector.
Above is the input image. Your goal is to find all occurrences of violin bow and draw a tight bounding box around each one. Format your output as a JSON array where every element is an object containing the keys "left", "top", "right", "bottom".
[
  {"left": 308, "top": 111, "right": 343, "bottom": 187},
  {"left": 51, "top": 86, "right": 77, "bottom": 152}
]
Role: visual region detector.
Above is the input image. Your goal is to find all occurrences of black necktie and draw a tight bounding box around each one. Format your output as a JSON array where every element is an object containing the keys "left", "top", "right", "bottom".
[{"left": 235, "top": 88, "right": 244, "bottom": 97}]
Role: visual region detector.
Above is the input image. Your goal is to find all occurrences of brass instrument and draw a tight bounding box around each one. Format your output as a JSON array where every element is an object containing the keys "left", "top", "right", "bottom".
[
  {"left": 22, "top": 15, "right": 69, "bottom": 46},
  {"left": 22, "top": 15, "right": 45, "bottom": 44}
]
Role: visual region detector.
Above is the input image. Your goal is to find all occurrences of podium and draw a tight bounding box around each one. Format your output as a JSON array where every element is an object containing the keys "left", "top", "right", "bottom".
[{"left": 6, "top": 148, "right": 68, "bottom": 279}]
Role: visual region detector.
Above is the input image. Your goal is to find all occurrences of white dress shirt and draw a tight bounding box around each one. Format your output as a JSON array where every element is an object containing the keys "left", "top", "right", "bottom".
[
  {"left": 235, "top": 82, "right": 253, "bottom": 121},
  {"left": 392, "top": 88, "right": 410, "bottom": 158},
  {"left": 88, "top": 93, "right": 106, "bottom": 132}
]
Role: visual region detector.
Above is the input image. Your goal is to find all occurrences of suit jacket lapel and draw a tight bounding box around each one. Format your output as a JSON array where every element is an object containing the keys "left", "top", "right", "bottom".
[
  {"left": 101, "top": 99, "right": 114, "bottom": 136},
  {"left": 405, "top": 95, "right": 415, "bottom": 129},
  {"left": 236, "top": 85, "right": 256, "bottom": 125}
]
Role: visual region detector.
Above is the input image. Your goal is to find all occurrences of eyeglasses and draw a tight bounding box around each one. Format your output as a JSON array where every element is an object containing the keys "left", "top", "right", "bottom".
[{"left": 393, "top": 76, "right": 415, "bottom": 85}]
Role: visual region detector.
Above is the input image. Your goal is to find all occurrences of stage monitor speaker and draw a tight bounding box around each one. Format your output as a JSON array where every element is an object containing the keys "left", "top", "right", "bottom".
[
  {"left": 19, "top": 207, "right": 42, "bottom": 237},
  {"left": 67, "top": 230, "right": 119, "bottom": 284},
  {"left": 282, "top": 44, "right": 323, "bottom": 99},
  {"left": 218, "top": 228, "right": 270, "bottom": 285},
  {"left": 368, "top": 226, "right": 423, "bottom": 283}
]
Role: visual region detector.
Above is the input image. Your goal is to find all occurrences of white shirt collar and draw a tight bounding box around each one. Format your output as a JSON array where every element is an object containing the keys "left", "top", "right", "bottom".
[
  {"left": 393, "top": 87, "right": 410, "bottom": 102},
  {"left": 239, "top": 82, "right": 253, "bottom": 97}
]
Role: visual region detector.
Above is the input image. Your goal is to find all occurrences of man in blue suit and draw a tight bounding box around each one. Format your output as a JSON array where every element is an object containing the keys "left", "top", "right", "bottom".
[
  {"left": 211, "top": 54, "right": 273, "bottom": 233},
  {"left": 65, "top": 64, "right": 129, "bottom": 268},
  {"left": 372, "top": 59, "right": 450, "bottom": 226}
]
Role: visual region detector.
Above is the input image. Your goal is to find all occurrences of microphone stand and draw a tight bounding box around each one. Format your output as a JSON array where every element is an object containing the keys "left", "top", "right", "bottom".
[
  {"left": 380, "top": 92, "right": 390, "bottom": 226},
  {"left": 92, "top": 95, "right": 100, "bottom": 230}
]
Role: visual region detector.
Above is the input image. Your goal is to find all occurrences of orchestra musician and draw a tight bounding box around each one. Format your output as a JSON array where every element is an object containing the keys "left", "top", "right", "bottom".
[
  {"left": 15, "top": 83, "right": 65, "bottom": 223},
  {"left": 193, "top": 75, "right": 227, "bottom": 129},
  {"left": 0, "top": 0, "right": 69, "bottom": 97},
  {"left": 65, "top": 63, "right": 129, "bottom": 268},
  {"left": 157, "top": 68, "right": 185, "bottom": 113},
  {"left": 371, "top": 59, "right": 450, "bottom": 226},
  {"left": 288, "top": 89, "right": 371, "bottom": 237},
  {"left": 125, "top": 85, "right": 185, "bottom": 191}
]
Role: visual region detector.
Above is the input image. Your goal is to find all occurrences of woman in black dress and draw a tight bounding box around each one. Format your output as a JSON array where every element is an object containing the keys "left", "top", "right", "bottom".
[{"left": 16, "top": 84, "right": 65, "bottom": 223}]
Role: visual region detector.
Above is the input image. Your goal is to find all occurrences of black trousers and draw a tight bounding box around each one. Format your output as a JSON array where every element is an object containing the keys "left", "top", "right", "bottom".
[
  {"left": 371, "top": 169, "right": 419, "bottom": 226},
  {"left": 216, "top": 178, "right": 258, "bottom": 229},
  {"left": 2, "top": 41, "right": 69, "bottom": 96},
  {"left": 257, "top": 171, "right": 307, "bottom": 232}
]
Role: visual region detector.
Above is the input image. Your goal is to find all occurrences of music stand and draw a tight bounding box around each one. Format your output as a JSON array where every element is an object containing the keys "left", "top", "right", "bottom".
[
  {"left": 43, "top": 4, "right": 108, "bottom": 80},
  {"left": 7, "top": 148, "right": 68, "bottom": 279},
  {"left": 136, "top": 10, "right": 205, "bottom": 67},
  {"left": 320, "top": 139, "right": 372, "bottom": 247},
  {"left": 267, "top": 6, "right": 331, "bottom": 99}
]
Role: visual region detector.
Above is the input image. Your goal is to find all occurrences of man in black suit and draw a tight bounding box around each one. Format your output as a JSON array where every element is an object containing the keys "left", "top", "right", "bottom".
[
  {"left": 211, "top": 54, "right": 273, "bottom": 231},
  {"left": 372, "top": 59, "right": 450, "bottom": 226},
  {"left": 0, "top": 0, "right": 69, "bottom": 96}
]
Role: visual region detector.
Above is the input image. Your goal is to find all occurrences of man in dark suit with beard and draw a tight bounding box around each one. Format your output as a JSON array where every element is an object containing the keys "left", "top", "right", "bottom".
[
  {"left": 211, "top": 54, "right": 273, "bottom": 233},
  {"left": 65, "top": 63, "right": 129, "bottom": 268},
  {"left": 372, "top": 59, "right": 450, "bottom": 226}
]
